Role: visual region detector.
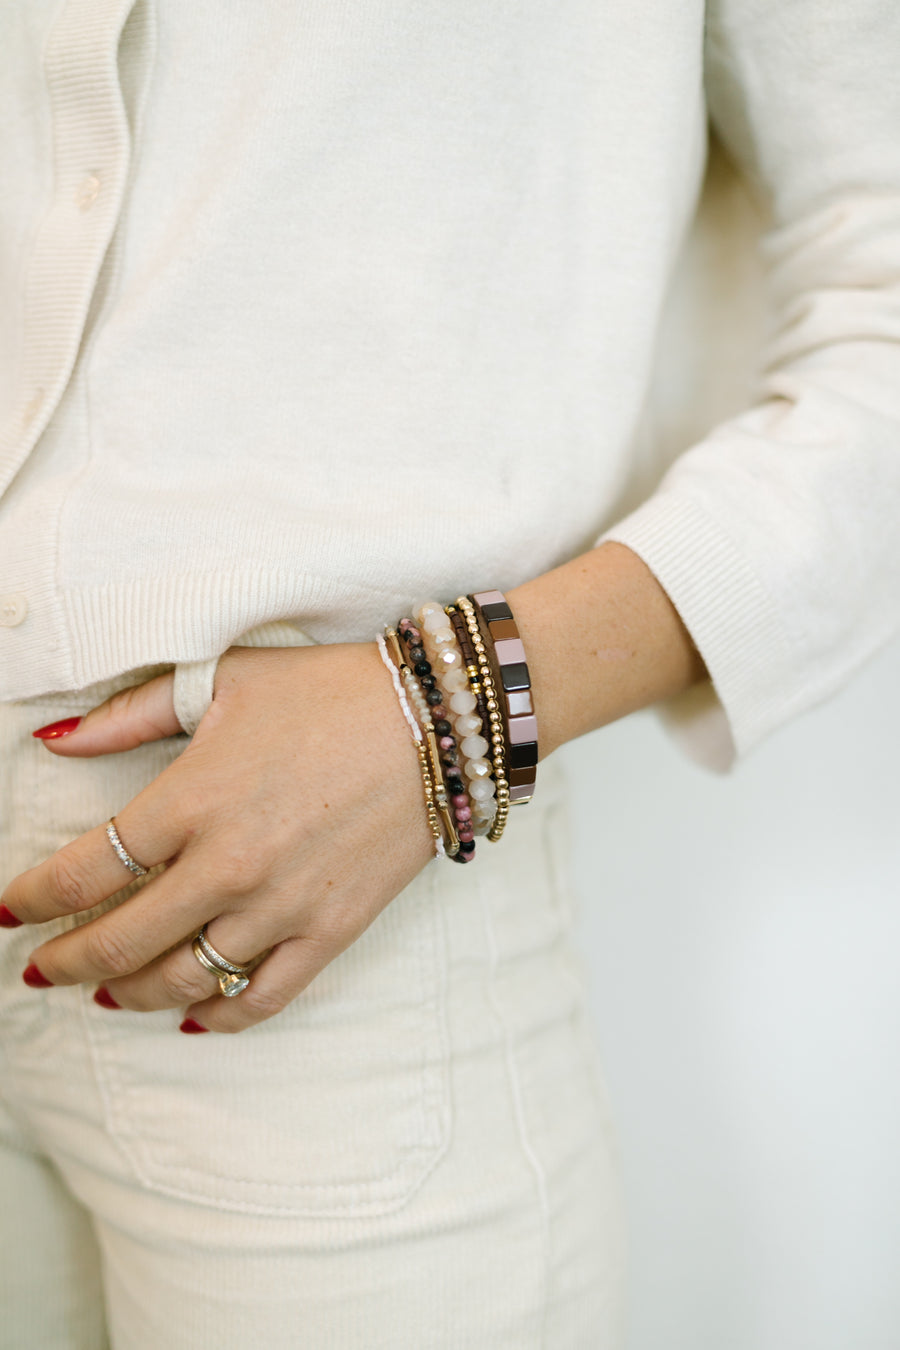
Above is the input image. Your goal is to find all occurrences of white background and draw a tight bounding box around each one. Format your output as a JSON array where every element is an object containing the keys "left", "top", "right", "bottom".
[{"left": 564, "top": 631, "right": 900, "bottom": 1350}]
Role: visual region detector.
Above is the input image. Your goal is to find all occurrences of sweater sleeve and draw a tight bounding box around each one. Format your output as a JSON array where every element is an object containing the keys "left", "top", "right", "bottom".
[{"left": 595, "top": 0, "right": 900, "bottom": 773}]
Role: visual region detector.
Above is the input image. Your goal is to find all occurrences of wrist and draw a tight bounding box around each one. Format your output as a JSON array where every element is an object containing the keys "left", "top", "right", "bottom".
[{"left": 507, "top": 541, "right": 708, "bottom": 758}]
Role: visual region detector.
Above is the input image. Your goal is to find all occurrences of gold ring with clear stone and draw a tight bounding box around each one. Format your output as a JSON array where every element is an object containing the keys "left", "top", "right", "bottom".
[{"left": 190, "top": 924, "right": 252, "bottom": 997}]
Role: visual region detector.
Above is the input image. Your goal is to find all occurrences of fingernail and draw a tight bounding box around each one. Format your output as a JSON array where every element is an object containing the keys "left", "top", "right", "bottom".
[
  {"left": 93, "top": 985, "right": 122, "bottom": 1010},
  {"left": 22, "top": 963, "right": 53, "bottom": 988},
  {"left": 0, "top": 905, "right": 23, "bottom": 928},
  {"left": 179, "top": 1017, "right": 208, "bottom": 1034},
  {"left": 32, "top": 716, "right": 82, "bottom": 740}
]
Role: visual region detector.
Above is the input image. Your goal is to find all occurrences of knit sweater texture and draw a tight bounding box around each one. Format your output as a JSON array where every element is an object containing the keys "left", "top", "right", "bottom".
[{"left": 1, "top": 0, "right": 898, "bottom": 773}]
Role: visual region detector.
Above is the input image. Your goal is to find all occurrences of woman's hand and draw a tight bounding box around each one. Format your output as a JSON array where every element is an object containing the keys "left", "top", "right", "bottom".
[{"left": 1, "top": 644, "right": 436, "bottom": 1033}]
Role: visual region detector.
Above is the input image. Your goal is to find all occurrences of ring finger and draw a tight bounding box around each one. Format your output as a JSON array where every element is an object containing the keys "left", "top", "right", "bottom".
[{"left": 97, "top": 911, "right": 281, "bottom": 1013}]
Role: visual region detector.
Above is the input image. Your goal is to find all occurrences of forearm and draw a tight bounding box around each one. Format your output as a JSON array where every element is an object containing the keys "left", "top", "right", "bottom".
[{"left": 507, "top": 541, "right": 710, "bottom": 759}]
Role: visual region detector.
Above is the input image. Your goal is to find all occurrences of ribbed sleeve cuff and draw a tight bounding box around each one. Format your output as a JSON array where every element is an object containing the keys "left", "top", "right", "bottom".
[
  {"left": 594, "top": 492, "right": 796, "bottom": 774},
  {"left": 173, "top": 658, "right": 219, "bottom": 736}
]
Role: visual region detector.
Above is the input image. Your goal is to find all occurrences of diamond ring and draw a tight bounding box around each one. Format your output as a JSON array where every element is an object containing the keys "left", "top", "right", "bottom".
[
  {"left": 105, "top": 817, "right": 149, "bottom": 877},
  {"left": 190, "top": 924, "right": 253, "bottom": 997}
]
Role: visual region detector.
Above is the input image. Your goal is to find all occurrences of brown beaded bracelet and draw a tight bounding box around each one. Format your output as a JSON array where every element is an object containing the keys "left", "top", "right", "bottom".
[
  {"left": 467, "top": 590, "right": 538, "bottom": 806},
  {"left": 397, "top": 618, "right": 474, "bottom": 861}
]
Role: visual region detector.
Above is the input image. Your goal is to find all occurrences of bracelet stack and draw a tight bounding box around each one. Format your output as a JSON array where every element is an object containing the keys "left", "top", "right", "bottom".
[{"left": 378, "top": 590, "right": 538, "bottom": 862}]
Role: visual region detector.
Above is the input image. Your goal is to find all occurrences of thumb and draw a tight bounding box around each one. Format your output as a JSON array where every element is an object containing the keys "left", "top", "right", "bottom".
[{"left": 31, "top": 671, "right": 181, "bottom": 755}]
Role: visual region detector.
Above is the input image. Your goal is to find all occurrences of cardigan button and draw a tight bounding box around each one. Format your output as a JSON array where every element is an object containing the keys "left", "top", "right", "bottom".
[
  {"left": 0, "top": 594, "right": 28, "bottom": 627},
  {"left": 76, "top": 174, "right": 101, "bottom": 210},
  {"left": 22, "top": 388, "right": 44, "bottom": 426}
]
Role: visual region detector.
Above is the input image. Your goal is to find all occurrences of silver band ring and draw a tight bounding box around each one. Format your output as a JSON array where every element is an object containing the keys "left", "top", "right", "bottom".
[
  {"left": 105, "top": 818, "right": 149, "bottom": 877},
  {"left": 191, "top": 923, "right": 253, "bottom": 997},
  {"left": 195, "top": 924, "right": 248, "bottom": 975}
]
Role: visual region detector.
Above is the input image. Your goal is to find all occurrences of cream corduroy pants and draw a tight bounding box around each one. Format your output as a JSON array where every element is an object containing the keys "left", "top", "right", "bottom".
[{"left": 0, "top": 637, "right": 625, "bottom": 1349}]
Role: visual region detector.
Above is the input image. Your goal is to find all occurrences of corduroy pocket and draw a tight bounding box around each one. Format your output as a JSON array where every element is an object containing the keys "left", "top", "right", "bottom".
[
  {"left": 84, "top": 859, "right": 453, "bottom": 1219},
  {"left": 20, "top": 669, "right": 453, "bottom": 1220}
]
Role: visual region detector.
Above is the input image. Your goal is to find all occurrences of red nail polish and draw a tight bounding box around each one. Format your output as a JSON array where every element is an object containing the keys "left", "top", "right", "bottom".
[
  {"left": 179, "top": 1017, "right": 208, "bottom": 1034},
  {"left": 22, "top": 963, "right": 53, "bottom": 988},
  {"left": 32, "top": 716, "right": 82, "bottom": 740},
  {"left": 0, "top": 904, "right": 23, "bottom": 928},
  {"left": 94, "top": 985, "right": 122, "bottom": 1010}
]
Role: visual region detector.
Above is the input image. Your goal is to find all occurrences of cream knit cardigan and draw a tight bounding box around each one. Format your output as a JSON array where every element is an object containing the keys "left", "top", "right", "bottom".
[{"left": 1, "top": 0, "right": 898, "bottom": 773}]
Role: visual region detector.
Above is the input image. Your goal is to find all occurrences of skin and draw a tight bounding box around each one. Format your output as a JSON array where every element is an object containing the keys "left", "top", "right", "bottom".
[{"left": 2, "top": 540, "right": 708, "bottom": 1032}]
